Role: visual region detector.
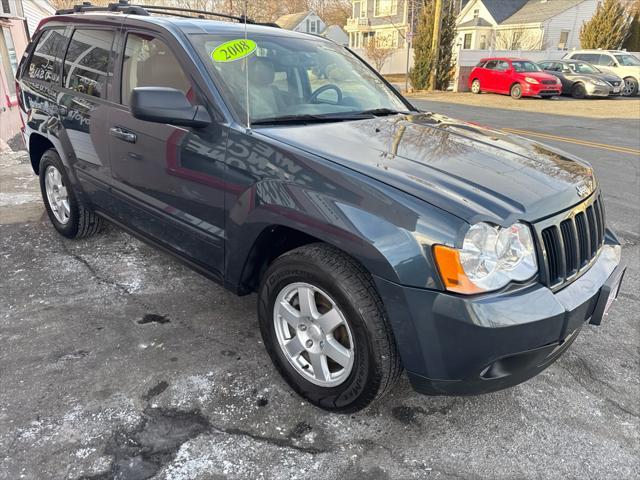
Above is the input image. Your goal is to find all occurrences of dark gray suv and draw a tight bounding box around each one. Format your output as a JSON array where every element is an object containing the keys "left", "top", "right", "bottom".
[{"left": 15, "top": 2, "right": 625, "bottom": 412}]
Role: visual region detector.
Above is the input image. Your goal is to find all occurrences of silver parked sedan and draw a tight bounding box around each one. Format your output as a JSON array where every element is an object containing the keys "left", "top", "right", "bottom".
[{"left": 537, "top": 60, "right": 623, "bottom": 98}]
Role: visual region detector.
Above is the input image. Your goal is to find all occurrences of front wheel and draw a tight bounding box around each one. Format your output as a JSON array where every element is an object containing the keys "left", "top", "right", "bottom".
[
  {"left": 571, "top": 83, "right": 586, "bottom": 99},
  {"left": 258, "top": 244, "right": 402, "bottom": 412},
  {"left": 621, "top": 77, "right": 638, "bottom": 96},
  {"left": 510, "top": 83, "right": 523, "bottom": 99},
  {"left": 471, "top": 79, "right": 481, "bottom": 94}
]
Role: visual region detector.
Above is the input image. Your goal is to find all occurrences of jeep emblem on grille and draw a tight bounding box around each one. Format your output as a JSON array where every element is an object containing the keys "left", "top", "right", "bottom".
[{"left": 576, "top": 182, "right": 591, "bottom": 197}]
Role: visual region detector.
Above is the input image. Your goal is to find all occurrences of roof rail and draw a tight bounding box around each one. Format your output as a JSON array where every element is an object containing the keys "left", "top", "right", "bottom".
[{"left": 55, "top": 0, "right": 267, "bottom": 26}]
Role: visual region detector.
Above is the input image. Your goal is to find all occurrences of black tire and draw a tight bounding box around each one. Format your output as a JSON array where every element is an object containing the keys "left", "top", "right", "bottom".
[
  {"left": 571, "top": 82, "right": 586, "bottom": 99},
  {"left": 39, "top": 149, "right": 102, "bottom": 239},
  {"left": 258, "top": 243, "right": 402, "bottom": 412},
  {"left": 622, "top": 77, "right": 638, "bottom": 97},
  {"left": 471, "top": 79, "right": 481, "bottom": 94},
  {"left": 510, "top": 83, "right": 522, "bottom": 99}
]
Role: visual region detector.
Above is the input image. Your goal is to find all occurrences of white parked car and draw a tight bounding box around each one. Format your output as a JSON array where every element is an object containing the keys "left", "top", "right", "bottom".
[{"left": 564, "top": 50, "right": 640, "bottom": 96}]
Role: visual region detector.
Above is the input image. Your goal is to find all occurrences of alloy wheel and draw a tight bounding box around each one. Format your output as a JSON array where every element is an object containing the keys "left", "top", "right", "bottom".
[
  {"left": 622, "top": 78, "right": 637, "bottom": 96},
  {"left": 273, "top": 282, "right": 355, "bottom": 387},
  {"left": 44, "top": 165, "right": 70, "bottom": 224}
]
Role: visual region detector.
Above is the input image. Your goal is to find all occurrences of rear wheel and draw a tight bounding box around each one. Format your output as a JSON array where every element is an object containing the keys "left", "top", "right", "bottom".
[
  {"left": 510, "top": 83, "right": 523, "bottom": 99},
  {"left": 471, "top": 79, "right": 481, "bottom": 94},
  {"left": 258, "top": 243, "right": 402, "bottom": 412},
  {"left": 621, "top": 77, "right": 638, "bottom": 96},
  {"left": 39, "top": 149, "right": 102, "bottom": 239},
  {"left": 571, "top": 82, "right": 586, "bottom": 99}
]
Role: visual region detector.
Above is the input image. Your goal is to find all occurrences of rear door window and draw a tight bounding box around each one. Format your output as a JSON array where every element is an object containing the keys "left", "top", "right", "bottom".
[
  {"left": 573, "top": 53, "right": 598, "bottom": 64},
  {"left": 25, "top": 28, "right": 66, "bottom": 83},
  {"left": 121, "top": 33, "right": 191, "bottom": 106},
  {"left": 63, "top": 29, "right": 115, "bottom": 98}
]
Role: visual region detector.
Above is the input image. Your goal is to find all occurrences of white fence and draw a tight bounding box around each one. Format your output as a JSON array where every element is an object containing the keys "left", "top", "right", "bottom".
[{"left": 351, "top": 47, "right": 414, "bottom": 75}]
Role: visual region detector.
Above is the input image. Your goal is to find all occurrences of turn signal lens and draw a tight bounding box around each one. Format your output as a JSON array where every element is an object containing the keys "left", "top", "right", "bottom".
[{"left": 433, "top": 245, "right": 483, "bottom": 294}]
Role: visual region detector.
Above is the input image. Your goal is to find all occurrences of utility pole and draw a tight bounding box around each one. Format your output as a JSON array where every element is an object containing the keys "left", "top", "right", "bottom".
[
  {"left": 404, "top": 1, "right": 415, "bottom": 93},
  {"left": 428, "top": 0, "right": 443, "bottom": 91}
]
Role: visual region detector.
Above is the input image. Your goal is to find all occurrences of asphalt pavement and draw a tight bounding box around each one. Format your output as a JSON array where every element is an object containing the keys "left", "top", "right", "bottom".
[{"left": 1, "top": 101, "right": 639, "bottom": 479}]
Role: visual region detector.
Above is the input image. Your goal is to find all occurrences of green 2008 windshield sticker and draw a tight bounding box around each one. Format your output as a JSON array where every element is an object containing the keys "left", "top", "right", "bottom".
[{"left": 212, "top": 39, "right": 257, "bottom": 62}]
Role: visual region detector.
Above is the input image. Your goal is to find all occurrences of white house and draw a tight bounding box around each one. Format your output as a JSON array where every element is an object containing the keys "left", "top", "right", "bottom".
[
  {"left": 275, "top": 11, "right": 326, "bottom": 36},
  {"left": 22, "top": 0, "right": 55, "bottom": 37},
  {"left": 456, "top": 0, "right": 598, "bottom": 51}
]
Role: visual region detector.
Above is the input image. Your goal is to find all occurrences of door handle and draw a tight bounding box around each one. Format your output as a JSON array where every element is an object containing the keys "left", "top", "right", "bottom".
[{"left": 109, "top": 126, "right": 137, "bottom": 143}]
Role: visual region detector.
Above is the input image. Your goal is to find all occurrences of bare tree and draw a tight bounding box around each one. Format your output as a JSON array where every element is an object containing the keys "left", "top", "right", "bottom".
[
  {"left": 495, "top": 27, "right": 546, "bottom": 50},
  {"left": 364, "top": 38, "right": 394, "bottom": 72}
]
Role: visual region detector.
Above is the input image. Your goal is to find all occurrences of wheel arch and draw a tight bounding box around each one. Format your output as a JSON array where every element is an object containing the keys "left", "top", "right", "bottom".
[{"left": 28, "top": 133, "right": 55, "bottom": 175}]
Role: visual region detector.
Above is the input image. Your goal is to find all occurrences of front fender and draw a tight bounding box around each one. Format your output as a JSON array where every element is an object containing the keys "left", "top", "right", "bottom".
[{"left": 223, "top": 129, "right": 465, "bottom": 290}]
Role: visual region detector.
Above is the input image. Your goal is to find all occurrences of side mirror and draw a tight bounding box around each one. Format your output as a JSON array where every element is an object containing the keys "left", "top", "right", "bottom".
[{"left": 130, "top": 87, "right": 211, "bottom": 128}]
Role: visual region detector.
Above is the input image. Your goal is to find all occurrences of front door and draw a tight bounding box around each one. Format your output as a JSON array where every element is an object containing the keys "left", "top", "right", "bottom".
[{"left": 107, "top": 30, "right": 228, "bottom": 278}]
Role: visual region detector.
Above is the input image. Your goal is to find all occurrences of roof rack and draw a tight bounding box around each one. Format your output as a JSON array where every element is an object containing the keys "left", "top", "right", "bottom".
[{"left": 55, "top": 0, "right": 264, "bottom": 25}]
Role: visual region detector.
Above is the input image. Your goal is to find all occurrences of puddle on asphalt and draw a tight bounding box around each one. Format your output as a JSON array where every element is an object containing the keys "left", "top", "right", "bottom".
[
  {"left": 137, "top": 314, "right": 170, "bottom": 325},
  {"left": 80, "top": 408, "right": 210, "bottom": 480}
]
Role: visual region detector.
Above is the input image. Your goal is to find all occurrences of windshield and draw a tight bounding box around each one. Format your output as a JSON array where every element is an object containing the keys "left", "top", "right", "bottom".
[
  {"left": 614, "top": 54, "right": 640, "bottom": 66},
  {"left": 568, "top": 62, "right": 599, "bottom": 74},
  {"left": 189, "top": 33, "right": 408, "bottom": 124},
  {"left": 512, "top": 61, "right": 541, "bottom": 72}
]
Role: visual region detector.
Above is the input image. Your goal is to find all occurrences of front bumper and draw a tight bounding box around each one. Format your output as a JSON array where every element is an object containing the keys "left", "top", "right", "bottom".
[
  {"left": 522, "top": 83, "right": 561, "bottom": 97},
  {"left": 374, "top": 242, "right": 623, "bottom": 396},
  {"left": 585, "top": 83, "right": 614, "bottom": 97}
]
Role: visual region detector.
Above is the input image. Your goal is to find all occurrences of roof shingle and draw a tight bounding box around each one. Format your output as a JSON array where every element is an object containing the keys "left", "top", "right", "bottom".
[{"left": 501, "top": 0, "right": 585, "bottom": 25}]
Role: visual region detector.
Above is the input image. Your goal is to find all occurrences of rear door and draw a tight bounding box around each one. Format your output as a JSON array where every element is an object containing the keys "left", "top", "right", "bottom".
[
  {"left": 58, "top": 25, "right": 118, "bottom": 210},
  {"left": 107, "top": 27, "right": 228, "bottom": 277}
]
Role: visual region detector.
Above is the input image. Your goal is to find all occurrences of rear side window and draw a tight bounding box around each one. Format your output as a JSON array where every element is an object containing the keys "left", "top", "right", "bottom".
[
  {"left": 63, "top": 29, "right": 115, "bottom": 98},
  {"left": 573, "top": 53, "right": 598, "bottom": 64},
  {"left": 25, "top": 28, "right": 66, "bottom": 83},
  {"left": 121, "top": 33, "right": 191, "bottom": 106}
]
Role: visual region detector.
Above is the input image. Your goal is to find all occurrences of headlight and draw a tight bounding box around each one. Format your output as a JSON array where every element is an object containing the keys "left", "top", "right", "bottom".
[
  {"left": 590, "top": 79, "right": 606, "bottom": 86},
  {"left": 524, "top": 77, "right": 539, "bottom": 84},
  {"left": 433, "top": 222, "right": 538, "bottom": 294}
]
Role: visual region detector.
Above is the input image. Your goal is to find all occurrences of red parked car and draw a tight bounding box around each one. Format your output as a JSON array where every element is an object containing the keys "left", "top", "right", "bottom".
[{"left": 469, "top": 58, "right": 562, "bottom": 99}]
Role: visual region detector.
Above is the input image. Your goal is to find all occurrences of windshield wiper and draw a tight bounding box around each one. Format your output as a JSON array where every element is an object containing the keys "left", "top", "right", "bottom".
[
  {"left": 357, "top": 108, "right": 411, "bottom": 116},
  {"left": 251, "top": 113, "right": 374, "bottom": 125}
]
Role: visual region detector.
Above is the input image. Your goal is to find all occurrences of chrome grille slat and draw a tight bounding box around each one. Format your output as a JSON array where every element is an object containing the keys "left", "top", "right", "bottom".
[{"left": 538, "top": 194, "right": 605, "bottom": 289}]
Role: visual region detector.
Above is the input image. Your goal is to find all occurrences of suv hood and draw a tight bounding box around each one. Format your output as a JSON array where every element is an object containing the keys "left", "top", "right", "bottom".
[{"left": 256, "top": 113, "right": 596, "bottom": 225}]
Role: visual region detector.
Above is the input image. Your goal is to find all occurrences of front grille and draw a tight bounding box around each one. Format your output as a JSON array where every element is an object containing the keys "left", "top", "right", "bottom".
[
  {"left": 538, "top": 195, "right": 605, "bottom": 288},
  {"left": 542, "top": 80, "right": 557, "bottom": 85}
]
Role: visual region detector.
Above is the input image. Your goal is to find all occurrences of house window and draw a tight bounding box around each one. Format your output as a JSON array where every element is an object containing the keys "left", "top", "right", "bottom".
[
  {"left": 306, "top": 19, "right": 310, "bottom": 32},
  {"left": 1, "top": 0, "right": 12, "bottom": 15},
  {"left": 310, "top": 19, "right": 316, "bottom": 33},
  {"left": 374, "top": 0, "right": 397, "bottom": 17},
  {"left": 353, "top": 1, "right": 361, "bottom": 18},
  {"left": 463, "top": 33, "right": 472, "bottom": 49},
  {"left": 558, "top": 30, "right": 570, "bottom": 49},
  {"left": 0, "top": 26, "right": 17, "bottom": 97},
  {"left": 479, "top": 34, "right": 486, "bottom": 49},
  {"left": 473, "top": 9, "right": 479, "bottom": 18}
]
